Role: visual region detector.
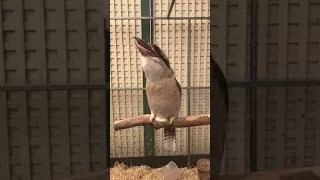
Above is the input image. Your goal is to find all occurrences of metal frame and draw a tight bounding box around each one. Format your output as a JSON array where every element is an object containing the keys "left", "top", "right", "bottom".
[
  {"left": 110, "top": 16, "right": 210, "bottom": 20},
  {"left": 2, "top": 80, "right": 320, "bottom": 91},
  {"left": 249, "top": 0, "right": 258, "bottom": 172},
  {"left": 187, "top": 19, "right": 192, "bottom": 167}
]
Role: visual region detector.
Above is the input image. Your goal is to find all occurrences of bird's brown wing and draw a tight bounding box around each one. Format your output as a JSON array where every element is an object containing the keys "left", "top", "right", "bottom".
[
  {"left": 146, "top": 78, "right": 181, "bottom": 117},
  {"left": 150, "top": 44, "right": 171, "bottom": 69},
  {"left": 175, "top": 78, "right": 181, "bottom": 98}
]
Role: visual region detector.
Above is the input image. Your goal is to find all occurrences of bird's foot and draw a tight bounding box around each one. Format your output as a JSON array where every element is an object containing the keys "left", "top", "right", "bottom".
[
  {"left": 150, "top": 113, "right": 155, "bottom": 121},
  {"left": 169, "top": 117, "right": 176, "bottom": 127},
  {"left": 150, "top": 113, "right": 158, "bottom": 129}
]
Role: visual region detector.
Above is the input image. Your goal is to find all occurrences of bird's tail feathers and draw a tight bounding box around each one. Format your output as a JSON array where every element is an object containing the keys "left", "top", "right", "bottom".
[{"left": 163, "top": 128, "right": 176, "bottom": 151}]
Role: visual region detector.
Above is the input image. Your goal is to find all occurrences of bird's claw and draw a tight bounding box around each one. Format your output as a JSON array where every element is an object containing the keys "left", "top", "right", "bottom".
[
  {"left": 151, "top": 119, "right": 156, "bottom": 128},
  {"left": 150, "top": 113, "right": 158, "bottom": 128},
  {"left": 169, "top": 117, "right": 176, "bottom": 127}
]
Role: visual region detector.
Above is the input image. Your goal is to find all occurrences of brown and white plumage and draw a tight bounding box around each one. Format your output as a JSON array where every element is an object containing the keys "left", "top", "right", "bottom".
[{"left": 133, "top": 37, "right": 181, "bottom": 151}]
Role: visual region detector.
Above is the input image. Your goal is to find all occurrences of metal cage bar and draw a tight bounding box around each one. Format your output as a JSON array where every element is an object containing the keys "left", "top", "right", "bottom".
[
  {"left": 110, "top": 16, "right": 210, "bottom": 20},
  {"left": 2, "top": 80, "right": 320, "bottom": 91},
  {"left": 187, "top": 19, "right": 192, "bottom": 167},
  {"left": 249, "top": 0, "right": 258, "bottom": 172}
]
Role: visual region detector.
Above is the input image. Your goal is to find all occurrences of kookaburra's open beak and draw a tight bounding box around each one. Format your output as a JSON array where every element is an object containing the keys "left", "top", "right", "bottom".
[{"left": 133, "top": 37, "right": 156, "bottom": 57}]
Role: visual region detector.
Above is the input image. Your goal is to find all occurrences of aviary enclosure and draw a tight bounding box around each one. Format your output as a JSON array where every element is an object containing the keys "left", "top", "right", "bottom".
[
  {"left": 110, "top": 0, "right": 320, "bottom": 179},
  {"left": 109, "top": 0, "right": 210, "bottom": 179},
  {"left": 1, "top": 0, "right": 320, "bottom": 180},
  {"left": 109, "top": 0, "right": 210, "bottom": 165}
]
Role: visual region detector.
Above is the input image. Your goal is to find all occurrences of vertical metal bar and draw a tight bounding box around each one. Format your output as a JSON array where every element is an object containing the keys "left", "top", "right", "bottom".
[
  {"left": 149, "top": 0, "right": 152, "bottom": 42},
  {"left": 317, "top": 94, "right": 320, "bottom": 165},
  {"left": 110, "top": 0, "right": 121, "bottom": 159},
  {"left": 0, "top": 0, "right": 5, "bottom": 86},
  {"left": 296, "top": 1, "right": 308, "bottom": 168},
  {"left": 216, "top": 0, "right": 228, "bottom": 174},
  {"left": 256, "top": 0, "right": 268, "bottom": 171},
  {"left": 236, "top": 0, "right": 247, "bottom": 173},
  {"left": 141, "top": 0, "right": 155, "bottom": 156},
  {"left": 187, "top": 19, "right": 191, "bottom": 168},
  {"left": 35, "top": 0, "right": 51, "bottom": 178},
  {"left": 104, "top": 18, "right": 110, "bottom": 169},
  {"left": 249, "top": 0, "right": 258, "bottom": 172},
  {"left": 76, "top": 0, "right": 90, "bottom": 172},
  {"left": 277, "top": 0, "right": 288, "bottom": 169},
  {"left": 57, "top": 0, "right": 71, "bottom": 176},
  {"left": 0, "top": 95, "right": 9, "bottom": 180},
  {"left": 119, "top": 1, "right": 127, "bottom": 157},
  {"left": 148, "top": 7, "right": 153, "bottom": 162},
  {"left": 15, "top": 0, "right": 31, "bottom": 179},
  {"left": 0, "top": 2, "right": 10, "bottom": 179},
  {"left": 125, "top": 1, "right": 134, "bottom": 157}
]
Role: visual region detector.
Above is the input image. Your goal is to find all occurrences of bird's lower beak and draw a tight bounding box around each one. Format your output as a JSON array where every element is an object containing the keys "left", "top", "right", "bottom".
[{"left": 133, "top": 37, "right": 155, "bottom": 56}]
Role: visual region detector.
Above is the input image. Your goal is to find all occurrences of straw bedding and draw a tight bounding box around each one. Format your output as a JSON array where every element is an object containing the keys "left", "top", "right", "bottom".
[
  {"left": 65, "top": 162, "right": 320, "bottom": 180},
  {"left": 110, "top": 162, "right": 198, "bottom": 180}
]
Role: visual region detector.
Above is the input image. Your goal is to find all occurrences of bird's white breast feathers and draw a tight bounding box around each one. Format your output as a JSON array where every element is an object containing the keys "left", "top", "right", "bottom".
[
  {"left": 141, "top": 56, "right": 165, "bottom": 82},
  {"left": 141, "top": 56, "right": 161, "bottom": 71}
]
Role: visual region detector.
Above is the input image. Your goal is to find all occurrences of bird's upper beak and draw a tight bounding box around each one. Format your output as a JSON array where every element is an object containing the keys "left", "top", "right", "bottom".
[{"left": 133, "top": 37, "right": 156, "bottom": 57}]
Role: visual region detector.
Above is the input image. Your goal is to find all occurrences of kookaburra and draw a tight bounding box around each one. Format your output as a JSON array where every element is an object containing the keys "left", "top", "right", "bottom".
[{"left": 133, "top": 37, "right": 181, "bottom": 152}]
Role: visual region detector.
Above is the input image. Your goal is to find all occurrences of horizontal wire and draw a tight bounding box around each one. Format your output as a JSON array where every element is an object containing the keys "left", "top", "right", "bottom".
[{"left": 1, "top": 80, "right": 320, "bottom": 91}]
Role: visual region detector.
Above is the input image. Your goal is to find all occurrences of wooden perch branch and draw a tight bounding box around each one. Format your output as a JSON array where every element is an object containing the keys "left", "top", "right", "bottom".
[{"left": 113, "top": 114, "right": 210, "bottom": 131}]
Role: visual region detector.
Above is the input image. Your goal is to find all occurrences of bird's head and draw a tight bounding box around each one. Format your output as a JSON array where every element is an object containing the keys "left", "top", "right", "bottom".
[{"left": 133, "top": 37, "right": 173, "bottom": 81}]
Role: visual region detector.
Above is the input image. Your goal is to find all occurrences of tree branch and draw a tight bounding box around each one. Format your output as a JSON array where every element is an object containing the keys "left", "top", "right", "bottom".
[{"left": 113, "top": 114, "right": 210, "bottom": 131}]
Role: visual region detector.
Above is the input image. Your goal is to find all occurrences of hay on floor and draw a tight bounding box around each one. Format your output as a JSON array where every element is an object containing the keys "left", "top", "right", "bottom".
[{"left": 110, "top": 162, "right": 198, "bottom": 180}]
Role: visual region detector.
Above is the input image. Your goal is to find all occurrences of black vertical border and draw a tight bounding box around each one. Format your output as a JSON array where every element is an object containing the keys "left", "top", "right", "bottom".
[
  {"left": 210, "top": 0, "right": 230, "bottom": 178},
  {"left": 249, "top": 0, "right": 258, "bottom": 173},
  {"left": 210, "top": 0, "right": 214, "bottom": 178},
  {"left": 104, "top": 1, "right": 111, "bottom": 175}
]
